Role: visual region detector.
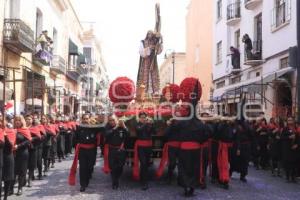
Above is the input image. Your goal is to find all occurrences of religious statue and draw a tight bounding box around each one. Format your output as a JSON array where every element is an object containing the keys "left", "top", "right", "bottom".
[{"left": 136, "top": 3, "right": 163, "bottom": 96}]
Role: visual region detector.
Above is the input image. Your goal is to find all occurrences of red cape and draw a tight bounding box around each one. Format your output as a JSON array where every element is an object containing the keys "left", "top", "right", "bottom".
[
  {"left": 0, "top": 128, "right": 4, "bottom": 143},
  {"left": 44, "top": 124, "right": 56, "bottom": 136},
  {"left": 17, "top": 127, "right": 32, "bottom": 141},
  {"left": 29, "top": 126, "right": 42, "bottom": 139},
  {"left": 4, "top": 128, "right": 16, "bottom": 146}
]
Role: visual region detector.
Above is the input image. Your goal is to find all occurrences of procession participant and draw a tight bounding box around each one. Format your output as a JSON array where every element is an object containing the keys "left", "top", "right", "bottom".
[
  {"left": 96, "top": 113, "right": 106, "bottom": 157},
  {"left": 256, "top": 118, "right": 270, "bottom": 169},
  {"left": 25, "top": 114, "right": 42, "bottom": 187},
  {"left": 103, "top": 115, "right": 129, "bottom": 189},
  {"left": 49, "top": 116, "right": 58, "bottom": 168},
  {"left": 68, "top": 114, "right": 100, "bottom": 192},
  {"left": 57, "top": 116, "right": 66, "bottom": 162},
  {"left": 281, "top": 117, "right": 299, "bottom": 183},
  {"left": 230, "top": 120, "right": 253, "bottom": 182},
  {"left": 41, "top": 115, "right": 55, "bottom": 176},
  {"left": 268, "top": 118, "right": 282, "bottom": 177},
  {"left": 2, "top": 122, "right": 16, "bottom": 199},
  {"left": 13, "top": 115, "right": 32, "bottom": 196},
  {"left": 155, "top": 111, "right": 181, "bottom": 184},
  {"left": 211, "top": 117, "right": 234, "bottom": 189},
  {"left": 36, "top": 122, "right": 46, "bottom": 180},
  {"left": 133, "top": 111, "right": 155, "bottom": 190},
  {"left": 64, "top": 116, "right": 73, "bottom": 157},
  {"left": 250, "top": 120, "right": 260, "bottom": 170}
]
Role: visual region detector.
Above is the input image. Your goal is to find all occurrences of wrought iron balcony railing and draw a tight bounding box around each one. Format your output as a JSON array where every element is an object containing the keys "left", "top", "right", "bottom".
[
  {"left": 51, "top": 55, "right": 66, "bottom": 74},
  {"left": 227, "top": 2, "right": 241, "bottom": 22},
  {"left": 244, "top": 40, "right": 263, "bottom": 65},
  {"left": 3, "top": 19, "right": 35, "bottom": 53}
]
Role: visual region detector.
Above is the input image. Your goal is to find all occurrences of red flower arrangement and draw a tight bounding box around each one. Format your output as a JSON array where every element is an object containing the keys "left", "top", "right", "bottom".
[
  {"left": 179, "top": 77, "right": 202, "bottom": 103},
  {"left": 162, "top": 84, "right": 180, "bottom": 103},
  {"left": 109, "top": 77, "right": 135, "bottom": 103}
]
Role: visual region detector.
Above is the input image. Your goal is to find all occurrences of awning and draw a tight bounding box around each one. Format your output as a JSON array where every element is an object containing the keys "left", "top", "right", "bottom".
[
  {"left": 261, "top": 67, "right": 294, "bottom": 84},
  {"left": 69, "top": 39, "right": 79, "bottom": 55},
  {"left": 26, "top": 98, "right": 42, "bottom": 107},
  {"left": 0, "top": 82, "right": 13, "bottom": 101}
]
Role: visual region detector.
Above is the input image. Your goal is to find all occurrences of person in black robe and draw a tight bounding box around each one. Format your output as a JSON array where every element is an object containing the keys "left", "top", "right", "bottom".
[
  {"left": 133, "top": 112, "right": 156, "bottom": 190},
  {"left": 2, "top": 125, "right": 16, "bottom": 200},
  {"left": 230, "top": 120, "right": 253, "bottom": 182},
  {"left": 69, "top": 114, "right": 101, "bottom": 192},
  {"left": 25, "top": 114, "right": 41, "bottom": 187},
  {"left": 269, "top": 118, "right": 282, "bottom": 177},
  {"left": 41, "top": 115, "right": 54, "bottom": 176},
  {"left": 280, "top": 118, "right": 299, "bottom": 183},
  {"left": 211, "top": 118, "right": 234, "bottom": 189},
  {"left": 256, "top": 118, "right": 270, "bottom": 169},
  {"left": 12, "top": 116, "right": 32, "bottom": 196},
  {"left": 104, "top": 115, "right": 129, "bottom": 189},
  {"left": 57, "top": 118, "right": 66, "bottom": 162}
]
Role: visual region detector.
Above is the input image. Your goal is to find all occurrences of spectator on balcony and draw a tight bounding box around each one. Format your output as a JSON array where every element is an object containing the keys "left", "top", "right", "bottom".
[
  {"left": 230, "top": 46, "right": 240, "bottom": 69},
  {"left": 242, "top": 34, "right": 253, "bottom": 60}
]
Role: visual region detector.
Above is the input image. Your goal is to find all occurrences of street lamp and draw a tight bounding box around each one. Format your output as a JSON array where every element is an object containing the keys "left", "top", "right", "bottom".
[{"left": 164, "top": 49, "right": 175, "bottom": 84}]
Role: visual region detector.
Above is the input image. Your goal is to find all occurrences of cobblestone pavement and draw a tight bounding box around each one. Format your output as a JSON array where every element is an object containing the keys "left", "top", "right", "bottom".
[{"left": 8, "top": 155, "right": 300, "bottom": 200}]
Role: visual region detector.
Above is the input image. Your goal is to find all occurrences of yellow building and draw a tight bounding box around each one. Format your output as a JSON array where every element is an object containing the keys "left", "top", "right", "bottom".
[
  {"left": 0, "top": 0, "right": 107, "bottom": 116},
  {"left": 185, "top": 0, "right": 213, "bottom": 109}
]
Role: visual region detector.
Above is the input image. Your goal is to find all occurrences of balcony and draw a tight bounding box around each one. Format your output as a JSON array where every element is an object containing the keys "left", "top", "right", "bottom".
[
  {"left": 227, "top": 1, "right": 241, "bottom": 26},
  {"left": 3, "top": 19, "right": 35, "bottom": 54},
  {"left": 244, "top": 0, "right": 262, "bottom": 10},
  {"left": 271, "top": 0, "right": 291, "bottom": 32},
  {"left": 244, "top": 40, "right": 264, "bottom": 66},
  {"left": 51, "top": 55, "right": 66, "bottom": 75},
  {"left": 67, "top": 63, "right": 86, "bottom": 82},
  {"left": 33, "top": 33, "right": 53, "bottom": 67}
]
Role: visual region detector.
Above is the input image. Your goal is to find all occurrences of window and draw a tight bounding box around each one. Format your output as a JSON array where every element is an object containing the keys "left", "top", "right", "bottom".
[
  {"left": 217, "top": 0, "right": 222, "bottom": 20},
  {"left": 216, "top": 80, "right": 225, "bottom": 89},
  {"left": 83, "top": 47, "right": 92, "bottom": 65},
  {"left": 216, "top": 41, "right": 222, "bottom": 64},
  {"left": 230, "top": 76, "right": 241, "bottom": 84},
  {"left": 280, "top": 57, "right": 289, "bottom": 69},
  {"left": 256, "top": 72, "right": 260, "bottom": 77},
  {"left": 68, "top": 55, "right": 78, "bottom": 69},
  {"left": 234, "top": 29, "right": 240, "bottom": 50},
  {"left": 271, "top": 0, "right": 291, "bottom": 30}
]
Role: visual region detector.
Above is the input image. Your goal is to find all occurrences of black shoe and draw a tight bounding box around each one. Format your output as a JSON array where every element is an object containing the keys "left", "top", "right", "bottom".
[
  {"left": 32, "top": 175, "right": 35, "bottom": 181},
  {"left": 51, "top": 164, "right": 55, "bottom": 168},
  {"left": 188, "top": 188, "right": 194, "bottom": 196},
  {"left": 80, "top": 187, "right": 86, "bottom": 192},
  {"left": 16, "top": 189, "right": 22, "bottom": 196},
  {"left": 27, "top": 182, "right": 32, "bottom": 188},
  {"left": 200, "top": 183, "right": 206, "bottom": 190},
  {"left": 223, "top": 183, "right": 229, "bottom": 190},
  {"left": 240, "top": 177, "right": 247, "bottom": 183},
  {"left": 184, "top": 188, "right": 189, "bottom": 197},
  {"left": 141, "top": 184, "right": 148, "bottom": 190}
]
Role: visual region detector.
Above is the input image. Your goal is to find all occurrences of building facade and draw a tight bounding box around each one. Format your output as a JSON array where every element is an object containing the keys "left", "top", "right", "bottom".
[
  {"left": 186, "top": 0, "right": 213, "bottom": 111},
  {"left": 159, "top": 52, "right": 186, "bottom": 89},
  {"left": 212, "top": 0, "right": 297, "bottom": 119},
  {"left": 0, "top": 0, "right": 108, "bottom": 116}
]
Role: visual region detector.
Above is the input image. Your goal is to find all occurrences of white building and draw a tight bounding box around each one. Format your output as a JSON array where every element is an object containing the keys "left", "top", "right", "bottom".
[{"left": 212, "top": 0, "right": 297, "bottom": 119}]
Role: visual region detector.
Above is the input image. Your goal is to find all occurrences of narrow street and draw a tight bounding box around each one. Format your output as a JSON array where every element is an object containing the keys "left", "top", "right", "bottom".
[{"left": 9, "top": 155, "right": 300, "bottom": 200}]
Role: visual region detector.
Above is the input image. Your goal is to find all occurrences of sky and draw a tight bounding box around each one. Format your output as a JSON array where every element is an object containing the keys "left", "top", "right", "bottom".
[{"left": 72, "top": 0, "right": 190, "bottom": 82}]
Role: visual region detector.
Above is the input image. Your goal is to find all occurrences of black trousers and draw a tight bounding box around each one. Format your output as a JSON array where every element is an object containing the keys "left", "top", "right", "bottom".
[
  {"left": 283, "top": 160, "right": 297, "bottom": 180},
  {"left": 211, "top": 141, "right": 219, "bottom": 181},
  {"left": 57, "top": 135, "right": 65, "bottom": 159},
  {"left": 37, "top": 146, "right": 43, "bottom": 176},
  {"left": 109, "top": 148, "right": 126, "bottom": 186},
  {"left": 167, "top": 146, "right": 179, "bottom": 179},
  {"left": 178, "top": 149, "right": 200, "bottom": 189},
  {"left": 65, "top": 133, "right": 73, "bottom": 155},
  {"left": 42, "top": 145, "right": 50, "bottom": 171},
  {"left": 79, "top": 148, "right": 96, "bottom": 187},
  {"left": 138, "top": 147, "right": 152, "bottom": 185}
]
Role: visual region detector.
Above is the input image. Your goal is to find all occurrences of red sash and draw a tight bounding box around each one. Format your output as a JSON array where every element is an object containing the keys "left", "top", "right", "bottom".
[
  {"left": 217, "top": 141, "right": 233, "bottom": 183},
  {"left": 5, "top": 128, "right": 16, "bottom": 146},
  {"left": 29, "top": 126, "right": 42, "bottom": 139},
  {"left": 133, "top": 140, "right": 152, "bottom": 180},
  {"left": 68, "top": 143, "right": 96, "bottom": 185},
  {"left": 180, "top": 141, "right": 210, "bottom": 184},
  {"left": 102, "top": 143, "right": 124, "bottom": 174},
  {"left": 0, "top": 128, "right": 4, "bottom": 143},
  {"left": 17, "top": 128, "right": 32, "bottom": 141},
  {"left": 155, "top": 141, "right": 180, "bottom": 178}
]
